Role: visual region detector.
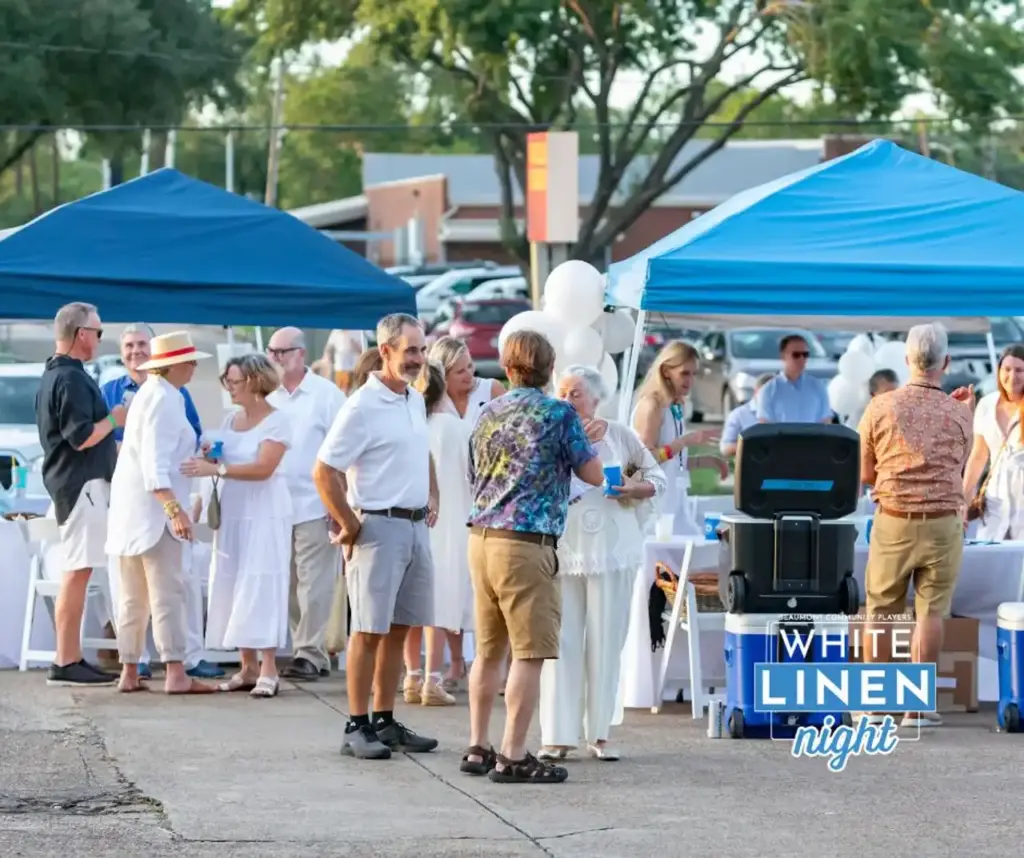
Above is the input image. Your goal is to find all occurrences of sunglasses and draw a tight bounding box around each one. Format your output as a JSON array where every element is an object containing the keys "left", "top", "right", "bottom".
[
  {"left": 790, "top": 350, "right": 810, "bottom": 359},
  {"left": 77, "top": 326, "right": 103, "bottom": 341},
  {"left": 267, "top": 347, "right": 300, "bottom": 359}
]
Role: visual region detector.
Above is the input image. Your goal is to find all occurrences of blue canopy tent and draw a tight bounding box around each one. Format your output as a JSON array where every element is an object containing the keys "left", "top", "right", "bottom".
[
  {"left": 0, "top": 168, "right": 415, "bottom": 329},
  {"left": 606, "top": 139, "right": 1024, "bottom": 418}
]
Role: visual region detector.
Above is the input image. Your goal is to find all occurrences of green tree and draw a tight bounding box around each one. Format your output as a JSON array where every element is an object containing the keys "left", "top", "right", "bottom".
[
  {"left": 0, "top": 0, "right": 248, "bottom": 179},
  {"left": 228, "top": 0, "right": 1024, "bottom": 261}
]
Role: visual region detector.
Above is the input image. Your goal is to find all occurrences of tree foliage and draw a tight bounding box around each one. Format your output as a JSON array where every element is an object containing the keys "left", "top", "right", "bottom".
[
  {"left": 0, "top": 0, "right": 248, "bottom": 175},
  {"left": 230, "top": 0, "right": 1024, "bottom": 261}
]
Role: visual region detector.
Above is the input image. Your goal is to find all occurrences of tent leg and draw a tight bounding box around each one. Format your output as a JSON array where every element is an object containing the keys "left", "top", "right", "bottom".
[
  {"left": 255, "top": 327, "right": 264, "bottom": 351},
  {"left": 986, "top": 330, "right": 998, "bottom": 376},
  {"left": 617, "top": 309, "right": 647, "bottom": 424},
  {"left": 225, "top": 326, "right": 235, "bottom": 346}
]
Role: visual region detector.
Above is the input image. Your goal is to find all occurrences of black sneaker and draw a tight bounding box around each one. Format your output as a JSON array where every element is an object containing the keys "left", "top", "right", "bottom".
[
  {"left": 341, "top": 723, "right": 391, "bottom": 759},
  {"left": 46, "top": 660, "right": 117, "bottom": 688},
  {"left": 375, "top": 720, "right": 438, "bottom": 753}
]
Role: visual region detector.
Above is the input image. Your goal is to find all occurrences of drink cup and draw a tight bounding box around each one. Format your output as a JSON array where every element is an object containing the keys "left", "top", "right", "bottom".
[
  {"left": 655, "top": 514, "right": 675, "bottom": 540},
  {"left": 704, "top": 513, "right": 722, "bottom": 541},
  {"left": 602, "top": 463, "right": 623, "bottom": 497},
  {"left": 206, "top": 440, "right": 224, "bottom": 461},
  {"left": 865, "top": 518, "right": 873, "bottom": 544}
]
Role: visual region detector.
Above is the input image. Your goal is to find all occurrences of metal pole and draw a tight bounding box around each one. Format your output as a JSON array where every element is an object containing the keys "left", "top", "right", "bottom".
[
  {"left": 225, "top": 131, "right": 235, "bottom": 193},
  {"left": 617, "top": 309, "right": 648, "bottom": 424},
  {"left": 264, "top": 57, "right": 286, "bottom": 207},
  {"left": 164, "top": 129, "right": 177, "bottom": 169},
  {"left": 139, "top": 129, "right": 151, "bottom": 176}
]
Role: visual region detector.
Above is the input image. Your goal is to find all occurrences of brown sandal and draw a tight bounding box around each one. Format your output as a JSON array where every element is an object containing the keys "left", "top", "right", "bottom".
[
  {"left": 487, "top": 752, "right": 568, "bottom": 784},
  {"left": 460, "top": 745, "right": 497, "bottom": 775}
]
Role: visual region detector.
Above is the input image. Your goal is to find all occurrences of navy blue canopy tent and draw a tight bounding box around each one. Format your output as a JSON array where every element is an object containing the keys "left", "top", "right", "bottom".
[
  {"left": 606, "top": 139, "right": 1024, "bottom": 418},
  {"left": 0, "top": 168, "right": 415, "bottom": 328}
]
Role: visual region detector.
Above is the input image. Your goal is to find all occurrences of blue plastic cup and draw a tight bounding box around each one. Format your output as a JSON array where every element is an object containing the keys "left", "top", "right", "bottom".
[
  {"left": 866, "top": 518, "right": 873, "bottom": 544},
  {"left": 704, "top": 513, "right": 722, "bottom": 541},
  {"left": 206, "top": 440, "right": 224, "bottom": 460},
  {"left": 603, "top": 463, "right": 623, "bottom": 497}
]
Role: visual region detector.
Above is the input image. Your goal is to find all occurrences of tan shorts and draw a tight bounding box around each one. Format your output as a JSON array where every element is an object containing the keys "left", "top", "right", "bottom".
[
  {"left": 865, "top": 511, "right": 963, "bottom": 619},
  {"left": 468, "top": 529, "right": 560, "bottom": 661}
]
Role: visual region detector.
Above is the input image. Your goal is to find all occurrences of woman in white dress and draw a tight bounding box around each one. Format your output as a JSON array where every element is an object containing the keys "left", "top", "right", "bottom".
[
  {"left": 181, "top": 354, "right": 292, "bottom": 699},
  {"left": 631, "top": 340, "right": 726, "bottom": 535},
  {"left": 964, "top": 345, "right": 1024, "bottom": 539},
  {"left": 539, "top": 366, "right": 666, "bottom": 761},
  {"left": 402, "top": 336, "right": 502, "bottom": 700}
]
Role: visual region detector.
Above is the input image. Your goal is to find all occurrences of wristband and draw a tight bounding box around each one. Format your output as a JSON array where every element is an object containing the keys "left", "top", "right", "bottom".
[
  {"left": 107, "top": 414, "right": 117, "bottom": 429},
  {"left": 659, "top": 445, "right": 673, "bottom": 463}
]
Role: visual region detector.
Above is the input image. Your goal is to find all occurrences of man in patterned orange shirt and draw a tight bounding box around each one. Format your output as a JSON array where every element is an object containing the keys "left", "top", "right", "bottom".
[{"left": 857, "top": 322, "right": 975, "bottom": 728}]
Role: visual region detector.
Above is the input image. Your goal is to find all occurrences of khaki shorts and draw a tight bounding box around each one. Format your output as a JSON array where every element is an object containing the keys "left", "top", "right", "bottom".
[
  {"left": 865, "top": 511, "right": 963, "bottom": 618},
  {"left": 468, "top": 529, "right": 560, "bottom": 661}
]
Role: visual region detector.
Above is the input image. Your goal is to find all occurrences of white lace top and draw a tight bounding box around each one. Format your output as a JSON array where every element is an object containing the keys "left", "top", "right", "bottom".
[{"left": 558, "top": 420, "right": 667, "bottom": 576}]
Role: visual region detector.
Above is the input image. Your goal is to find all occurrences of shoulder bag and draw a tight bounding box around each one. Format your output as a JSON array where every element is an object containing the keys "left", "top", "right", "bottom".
[
  {"left": 967, "top": 419, "right": 1018, "bottom": 522},
  {"left": 206, "top": 477, "right": 222, "bottom": 531}
]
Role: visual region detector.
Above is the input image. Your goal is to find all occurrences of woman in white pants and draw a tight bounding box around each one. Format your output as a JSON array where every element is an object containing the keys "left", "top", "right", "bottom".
[{"left": 539, "top": 366, "right": 666, "bottom": 761}]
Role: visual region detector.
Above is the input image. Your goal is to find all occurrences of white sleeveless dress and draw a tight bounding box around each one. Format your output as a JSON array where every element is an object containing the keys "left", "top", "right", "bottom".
[{"left": 630, "top": 401, "right": 699, "bottom": 535}]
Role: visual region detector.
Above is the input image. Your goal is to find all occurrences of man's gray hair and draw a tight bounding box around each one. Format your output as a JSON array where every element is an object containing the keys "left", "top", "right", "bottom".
[
  {"left": 376, "top": 313, "right": 421, "bottom": 347},
  {"left": 54, "top": 302, "right": 97, "bottom": 341},
  {"left": 561, "top": 364, "right": 609, "bottom": 402},
  {"left": 121, "top": 323, "right": 154, "bottom": 339},
  {"left": 905, "top": 322, "right": 948, "bottom": 373}
]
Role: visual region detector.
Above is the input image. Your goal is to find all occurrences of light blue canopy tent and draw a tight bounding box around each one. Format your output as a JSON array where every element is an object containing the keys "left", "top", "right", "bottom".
[
  {"left": 607, "top": 139, "right": 1024, "bottom": 417},
  {"left": 0, "top": 168, "right": 415, "bottom": 329}
]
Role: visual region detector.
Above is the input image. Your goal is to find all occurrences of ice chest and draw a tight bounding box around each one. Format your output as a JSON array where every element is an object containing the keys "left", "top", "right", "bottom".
[
  {"left": 720, "top": 513, "right": 859, "bottom": 615},
  {"left": 724, "top": 613, "right": 849, "bottom": 739},
  {"left": 997, "top": 602, "right": 1024, "bottom": 732}
]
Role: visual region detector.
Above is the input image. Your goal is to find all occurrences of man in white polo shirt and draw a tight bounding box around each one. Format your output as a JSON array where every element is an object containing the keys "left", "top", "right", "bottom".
[
  {"left": 314, "top": 313, "right": 440, "bottom": 760},
  {"left": 266, "top": 327, "right": 347, "bottom": 682}
]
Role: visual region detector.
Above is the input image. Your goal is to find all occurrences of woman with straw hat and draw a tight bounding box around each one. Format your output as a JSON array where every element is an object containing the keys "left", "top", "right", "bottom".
[{"left": 106, "top": 331, "right": 216, "bottom": 694}]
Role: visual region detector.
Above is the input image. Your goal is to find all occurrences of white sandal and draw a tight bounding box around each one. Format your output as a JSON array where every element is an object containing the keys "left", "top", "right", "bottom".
[
  {"left": 250, "top": 677, "right": 279, "bottom": 698},
  {"left": 588, "top": 743, "right": 621, "bottom": 761},
  {"left": 537, "top": 747, "right": 570, "bottom": 761}
]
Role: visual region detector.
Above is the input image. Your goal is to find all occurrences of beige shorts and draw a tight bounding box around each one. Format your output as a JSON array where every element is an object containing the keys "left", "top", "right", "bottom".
[{"left": 59, "top": 479, "right": 110, "bottom": 573}]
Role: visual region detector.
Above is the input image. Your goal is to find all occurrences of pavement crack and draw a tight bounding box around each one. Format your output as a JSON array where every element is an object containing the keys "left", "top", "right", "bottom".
[{"left": 539, "top": 826, "right": 618, "bottom": 841}]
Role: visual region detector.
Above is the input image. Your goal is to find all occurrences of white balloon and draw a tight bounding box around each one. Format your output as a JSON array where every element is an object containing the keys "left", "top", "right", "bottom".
[
  {"left": 599, "top": 352, "right": 619, "bottom": 394},
  {"left": 597, "top": 392, "right": 619, "bottom": 420},
  {"left": 497, "top": 310, "right": 568, "bottom": 356},
  {"left": 590, "top": 313, "right": 607, "bottom": 339},
  {"left": 828, "top": 375, "right": 863, "bottom": 417},
  {"left": 602, "top": 309, "right": 636, "bottom": 355},
  {"left": 562, "top": 326, "right": 604, "bottom": 366},
  {"left": 847, "top": 333, "right": 876, "bottom": 357},
  {"left": 838, "top": 349, "right": 876, "bottom": 385},
  {"left": 874, "top": 340, "right": 908, "bottom": 382},
  {"left": 543, "top": 260, "right": 605, "bottom": 329}
]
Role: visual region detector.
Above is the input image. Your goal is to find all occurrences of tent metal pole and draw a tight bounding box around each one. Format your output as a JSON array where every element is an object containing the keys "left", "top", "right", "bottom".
[
  {"left": 986, "top": 330, "right": 998, "bottom": 375},
  {"left": 255, "top": 327, "right": 265, "bottom": 351},
  {"left": 617, "top": 308, "right": 647, "bottom": 424}
]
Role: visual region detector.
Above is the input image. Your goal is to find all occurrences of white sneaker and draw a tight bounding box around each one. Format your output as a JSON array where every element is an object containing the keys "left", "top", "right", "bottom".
[
  {"left": 854, "top": 712, "right": 886, "bottom": 726},
  {"left": 902, "top": 712, "right": 942, "bottom": 729}
]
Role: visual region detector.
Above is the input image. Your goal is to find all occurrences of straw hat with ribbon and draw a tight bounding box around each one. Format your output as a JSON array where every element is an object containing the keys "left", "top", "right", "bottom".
[{"left": 137, "top": 331, "right": 212, "bottom": 371}]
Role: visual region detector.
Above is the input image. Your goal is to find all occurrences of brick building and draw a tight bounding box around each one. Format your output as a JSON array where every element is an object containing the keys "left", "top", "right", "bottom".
[{"left": 292, "top": 135, "right": 874, "bottom": 267}]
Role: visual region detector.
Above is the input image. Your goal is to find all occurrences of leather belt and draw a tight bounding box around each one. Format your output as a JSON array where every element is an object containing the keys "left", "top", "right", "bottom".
[
  {"left": 469, "top": 525, "right": 558, "bottom": 549},
  {"left": 361, "top": 507, "right": 428, "bottom": 522},
  {"left": 878, "top": 507, "right": 959, "bottom": 521}
]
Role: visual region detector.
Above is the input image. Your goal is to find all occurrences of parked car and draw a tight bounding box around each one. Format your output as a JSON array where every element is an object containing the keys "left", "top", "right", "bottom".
[
  {"left": 814, "top": 330, "right": 858, "bottom": 361},
  {"left": 388, "top": 260, "right": 499, "bottom": 292},
  {"left": 634, "top": 321, "right": 706, "bottom": 381},
  {"left": 416, "top": 266, "right": 523, "bottom": 324},
  {"left": 0, "top": 361, "right": 48, "bottom": 512},
  {"left": 466, "top": 276, "right": 530, "bottom": 302},
  {"left": 688, "top": 327, "right": 837, "bottom": 422},
  {"left": 430, "top": 298, "right": 532, "bottom": 378}
]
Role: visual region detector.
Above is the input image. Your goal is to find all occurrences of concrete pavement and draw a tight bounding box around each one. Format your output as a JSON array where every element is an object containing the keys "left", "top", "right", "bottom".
[{"left": 1, "top": 669, "right": 1021, "bottom": 857}]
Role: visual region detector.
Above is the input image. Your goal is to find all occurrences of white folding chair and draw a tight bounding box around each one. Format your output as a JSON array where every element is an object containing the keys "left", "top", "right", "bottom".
[
  {"left": 18, "top": 517, "right": 113, "bottom": 671},
  {"left": 653, "top": 537, "right": 726, "bottom": 718}
]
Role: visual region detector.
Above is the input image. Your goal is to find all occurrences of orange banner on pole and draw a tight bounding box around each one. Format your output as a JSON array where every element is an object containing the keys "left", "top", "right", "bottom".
[{"left": 527, "top": 133, "right": 549, "bottom": 242}]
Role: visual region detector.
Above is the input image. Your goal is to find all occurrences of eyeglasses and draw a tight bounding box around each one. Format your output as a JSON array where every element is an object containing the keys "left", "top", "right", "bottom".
[
  {"left": 790, "top": 351, "right": 810, "bottom": 359},
  {"left": 76, "top": 326, "right": 103, "bottom": 341},
  {"left": 267, "top": 347, "right": 300, "bottom": 359}
]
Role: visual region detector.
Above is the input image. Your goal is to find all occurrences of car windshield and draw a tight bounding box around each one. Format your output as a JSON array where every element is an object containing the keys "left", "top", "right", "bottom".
[
  {"left": 0, "top": 376, "right": 40, "bottom": 425},
  {"left": 729, "top": 330, "right": 826, "bottom": 359},
  {"left": 946, "top": 317, "right": 1022, "bottom": 346},
  {"left": 462, "top": 302, "right": 531, "bottom": 325}
]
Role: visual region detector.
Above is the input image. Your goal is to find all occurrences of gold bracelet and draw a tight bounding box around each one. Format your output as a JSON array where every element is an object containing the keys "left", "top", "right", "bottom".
[{"left": 162, "top": 500, "right": 183, "bottom": 519}]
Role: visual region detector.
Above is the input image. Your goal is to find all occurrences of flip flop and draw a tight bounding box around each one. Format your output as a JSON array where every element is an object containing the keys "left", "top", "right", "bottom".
[
  {"left": 218, "top": 673, "right": 258, "bottom": 693},
  {"left": 117, "top": 683, "right": 149, "bottom": 694},
  {"left": 166, "top": 679, "right": 216, "bottom": 695}
]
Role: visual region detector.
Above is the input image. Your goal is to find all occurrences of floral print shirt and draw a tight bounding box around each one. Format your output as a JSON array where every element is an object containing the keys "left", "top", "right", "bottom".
[{"left": 467, "top": 387, "right": 597, "bottom": 536}]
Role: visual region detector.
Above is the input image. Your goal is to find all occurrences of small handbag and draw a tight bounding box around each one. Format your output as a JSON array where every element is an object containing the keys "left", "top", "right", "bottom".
[
  {"left": 206, "top": 477, "right": 222, "bottom": 531},
  {"left": 967, "top": 419, "right": 1017, "bottom": 522}
]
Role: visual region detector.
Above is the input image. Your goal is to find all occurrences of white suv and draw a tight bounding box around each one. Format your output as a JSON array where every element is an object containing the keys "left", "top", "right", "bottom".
[{"left": 0, "top": 362, "right": 48, "bottom": 513}]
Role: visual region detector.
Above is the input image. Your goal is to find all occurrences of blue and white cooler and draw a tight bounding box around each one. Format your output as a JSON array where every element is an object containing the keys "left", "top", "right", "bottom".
[
  {"left": 724, "top": 613, "right": 849, "bottom": 739},
  {"left": 997, "top": 602, "right": 1024, "bottom": 733}
]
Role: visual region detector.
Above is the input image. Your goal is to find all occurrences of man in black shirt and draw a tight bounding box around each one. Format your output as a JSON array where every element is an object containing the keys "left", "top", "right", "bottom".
[{"left": 35, "top": 302, "right": 125, "bottom": 686}]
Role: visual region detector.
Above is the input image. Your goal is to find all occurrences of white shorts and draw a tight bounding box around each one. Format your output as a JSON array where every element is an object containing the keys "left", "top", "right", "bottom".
[{"left": 59, "top": 479, "right": 111, "bottom": 572}]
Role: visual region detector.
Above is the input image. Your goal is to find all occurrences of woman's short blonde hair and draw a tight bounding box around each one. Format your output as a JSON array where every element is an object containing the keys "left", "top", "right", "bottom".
[
  {"left": 416, "top": 360, "right": 447, "bottom": 412},
  {"left": 220, "top": 353, "right": 281, "bottom": 397},
  {"left": 637, "top": 340, "right": 699, "bottom": 406},
  {"left": 429, "top": 336, "right": 470, "bottom": 376}
]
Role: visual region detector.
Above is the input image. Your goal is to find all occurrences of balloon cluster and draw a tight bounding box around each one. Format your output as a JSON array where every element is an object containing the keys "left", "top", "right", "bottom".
[
  {"left": 828, "top": 333, "right": 909, "bottom": 419},
  {"left": 497, "top": 260, "right": 636, "bottom": 415}
]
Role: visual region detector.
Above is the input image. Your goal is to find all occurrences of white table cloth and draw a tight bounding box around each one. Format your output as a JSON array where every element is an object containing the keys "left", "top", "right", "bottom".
[
  {"left": 620, "top": 532, "right": 1024, "bottom": 708},
  {"left": 0, "top": 519, "right": 35, "bottom": 668}
]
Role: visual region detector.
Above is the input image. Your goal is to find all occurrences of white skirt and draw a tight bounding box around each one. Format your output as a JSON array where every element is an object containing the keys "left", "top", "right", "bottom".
[{"left": 206, "top": 515, "right": 291, "bottom": 651}]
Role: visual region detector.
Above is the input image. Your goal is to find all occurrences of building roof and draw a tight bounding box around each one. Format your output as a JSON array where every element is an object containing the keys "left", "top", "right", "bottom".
[
  {"left": 288, "top": 195, "right": 368, "bottom": 228},
  {"left": 363, "top": 139, "right": 824, "bottom": 207}
]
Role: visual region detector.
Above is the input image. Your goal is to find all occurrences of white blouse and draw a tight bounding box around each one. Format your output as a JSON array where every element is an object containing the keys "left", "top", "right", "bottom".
[
  {"left": 439, "top": 377, "right": 495, "bottom": 426},
  {"left": 558, "top": 421, "right": 667, "bottom": 576}
]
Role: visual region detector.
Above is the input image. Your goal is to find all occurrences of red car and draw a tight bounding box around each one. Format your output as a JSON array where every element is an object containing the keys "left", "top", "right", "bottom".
[{"left": 430, "top": 298, "right": 532, "bottom": 377}]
